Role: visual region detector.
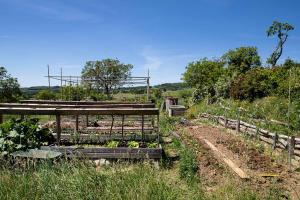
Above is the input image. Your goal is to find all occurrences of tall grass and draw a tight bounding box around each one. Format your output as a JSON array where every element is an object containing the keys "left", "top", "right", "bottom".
[{"left": 0, "top": 160, "right": 204, "bottom": 200}]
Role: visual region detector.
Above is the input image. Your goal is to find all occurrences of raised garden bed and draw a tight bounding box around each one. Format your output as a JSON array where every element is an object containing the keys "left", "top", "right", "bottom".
[{"left": 41, "top": 145, "right": 162, "bottom": 159}]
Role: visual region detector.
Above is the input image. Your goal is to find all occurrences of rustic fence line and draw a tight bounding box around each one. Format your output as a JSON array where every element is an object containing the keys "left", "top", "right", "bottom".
[{"left": 199, "top": 113, "right": 300, "bottom": 162}]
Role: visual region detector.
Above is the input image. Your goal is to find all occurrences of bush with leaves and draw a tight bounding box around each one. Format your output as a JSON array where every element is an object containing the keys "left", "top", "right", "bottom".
[
  {"left": 0, "top": 118, "right": 54, "bottom": 155},
  {"left": 0, "top": 66, "right": 22, "bottom": 102}
]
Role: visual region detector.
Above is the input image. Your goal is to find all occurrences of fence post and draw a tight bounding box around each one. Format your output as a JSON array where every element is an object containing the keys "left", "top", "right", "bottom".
[
  {"left": 288, "top": 136, "right": 295, "bottom": 168},
  {"left": 272, "top": 133, "right": 278, "bottom": 150},
  {"left": 236, "top": 108, "right": 240, "bottom": 133},
  {"left": 0, "top": 114, "right": 3, "bottom": 124}
]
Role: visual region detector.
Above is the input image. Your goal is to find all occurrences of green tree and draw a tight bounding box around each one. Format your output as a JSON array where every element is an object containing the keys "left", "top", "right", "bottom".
[
  {"left": 81, "top": 59, "right": 133, "bottom": 98},
  {"left": 222, "top": 47, "right": 261, "bottom": 76},
  {"left": 182, "top": 58, "right": 224, "bottom": 89},
  {"left": 267, "top": 21, "right": 294, "bottom": 67},
  {"left": 230, "top": 68, "right": 272, "bottom": 101},
  {"left": 0, "top": 67, "right": 21, "bottom": 102}
]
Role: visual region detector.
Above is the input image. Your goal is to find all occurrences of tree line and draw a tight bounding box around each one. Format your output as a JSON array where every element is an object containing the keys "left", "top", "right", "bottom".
[{"left": 183, "top": 21, "right": 298, "bottom": 103}]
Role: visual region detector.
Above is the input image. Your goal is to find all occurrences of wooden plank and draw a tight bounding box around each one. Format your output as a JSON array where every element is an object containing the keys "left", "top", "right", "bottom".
[
  {"left": 20, "top": 100, "right": 153, "bottom": 105},
  {"left": 0, "top": 103, "right": 155, "bottom": 108},
  {"left": 202, "top": 138, "right": 249, "bottom": 179},
  {"left": 0, "top": 107, "right": 159, "bottom": 116},
  {"left": 41, "top": 146, "right": 162, "bottom": 159},
  {"left": 56, "top": 133, "right": 160, "bottom": 143}
]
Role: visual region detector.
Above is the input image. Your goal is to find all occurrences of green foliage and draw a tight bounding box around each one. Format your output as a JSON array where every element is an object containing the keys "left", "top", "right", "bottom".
[
  {"left": 214, "top": 75, "right": 231, "bottom": 99},
  {"left": 0, "top": 118, "right": 54, "bottom": 155},
  {"left": 267, "top": 21, "right": 294, "bottom": 66},
  {"left": 183, "top": 58, "right": 224, "bottom": 89},
  {"left": 128, "top": 141, "right": 139, "bottom": 148},
  {"left": 34, "top": 89, "right": 57, "bottom": 100},
  {"left": 147, "top": 142, "right": 158, "bottom": 148},
  {"left": 81, "top": 58, "right": 133, "bottom": 98},
  {"left": 106, "top": 140, "right": 119, "bottom": 148},
  {"left": 0, "top": 67, "right": 22, "bottom": 102},
  {"left": 159, "top": 116, "right": 179, "bottom": 136},
  {"left": 222, "top": 46, "right": 261, "bottom": 75},
  {"left": 230, "top": 68, "right": 273, "bottom": 101}
]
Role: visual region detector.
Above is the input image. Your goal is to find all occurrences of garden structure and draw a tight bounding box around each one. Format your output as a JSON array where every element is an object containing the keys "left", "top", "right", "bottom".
[{"left": 0, "top": 100, "right": 162, "bottom": 159}]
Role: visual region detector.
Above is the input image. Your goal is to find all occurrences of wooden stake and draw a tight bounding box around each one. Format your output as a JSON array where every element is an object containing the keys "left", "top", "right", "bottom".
[
  {"left": 75, "top": 115, "right": 79, "bottom": 132},
  {"left": 86, "top": 115, "right": 89, "bottom": 127},
  {"left": 47, "top": 65, "right": 51, "bottom": 89},
  {"left": 288, "top": 136, "right": 295, "bottom": 168},
  {"left": 56, "top": 114, "right": 61, "bottom": 145},
  {"left": 272, "top": 133, "right": 278, "bottom": 150}
]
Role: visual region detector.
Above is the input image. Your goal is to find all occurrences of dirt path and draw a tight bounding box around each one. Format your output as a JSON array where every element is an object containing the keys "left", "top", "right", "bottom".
[{"left": 178, "top": 120, "right": 300, "bottom": 199}]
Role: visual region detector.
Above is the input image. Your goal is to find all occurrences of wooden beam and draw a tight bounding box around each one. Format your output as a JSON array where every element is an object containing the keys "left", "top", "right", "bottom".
[
  {"left": 2, "top": 103, "right": 155, "bottom": 108},
  {"left": 20, "top": 100, "right": 153, "bottom": 105},
  {"left": 0, "top": 107, "right": 159, "bottom": 116},
  {"left": 202, "top": 138, "right": 249, "bottom": 179}
]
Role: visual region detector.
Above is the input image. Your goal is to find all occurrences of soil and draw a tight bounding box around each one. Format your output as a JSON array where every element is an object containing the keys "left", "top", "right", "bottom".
[{"left": 177, "top": 119, "right": 300, "bottom": 199}]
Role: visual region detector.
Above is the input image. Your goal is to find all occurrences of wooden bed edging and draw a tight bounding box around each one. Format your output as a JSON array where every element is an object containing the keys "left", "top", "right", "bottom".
[
  {"left": 20, "top": 100, "right": 153, "bottom": 105},
  {"left": 41, "top": 145, "right": 162, "bottom": 159},
  {"left": 199, "top": 113, "right": 300, "bottom": 162},
  {"left": 55, "top": 133, "right": 161, "bottom": 144}
]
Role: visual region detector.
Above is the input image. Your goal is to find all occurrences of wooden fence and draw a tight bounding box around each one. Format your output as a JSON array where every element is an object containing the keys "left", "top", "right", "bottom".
[{"left": 199, "top": 113, "right": 300, "bottom": 162}]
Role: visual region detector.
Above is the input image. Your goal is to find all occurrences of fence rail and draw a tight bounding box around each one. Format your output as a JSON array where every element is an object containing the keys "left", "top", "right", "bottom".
[{"left": 199, "top": 113, "right": 300, "bottom": 161}]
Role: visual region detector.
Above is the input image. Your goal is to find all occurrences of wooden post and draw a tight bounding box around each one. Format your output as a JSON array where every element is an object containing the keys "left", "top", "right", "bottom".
[
  {"left": 20, "top": 115, "right": 24, "bottom": 120},
  {"left": 86, "top": 115, "right": 89, "bottom": 127},
  {"left": 236, "top": 120, "right": 240, "bottom": 133},
  {"left": 255, "top": 128, "right": 259, "bottom": 139},
  {"left": 141, "top": 115, "right": 144, "bottom": 141},
  {"left": 146, "top": 69, "right": 150, "bottom": 102},
  {"left": 75, "top": 115, "right": 79, "bottom": 132},
  {"left": 47, "top": 65, "right": 51, "bottom": 90},
  {"left": 121, "top": 115, "right": 125, "bottom": 140},
  {"left": 0, "top": 114, "right": 3, "bottom": 124},
  {"left": 288, "top": 136, "right": 295, "bottom": 168},
  {"left": 236, "top": 108, "right": 240, "bottom": 133},
  {"left": 60, "top": 68, "right": 63, "bottom": 100},
  {"left": 272, "top": 133, "right": 278, "bottom": 150},
  {"left": 56, "top": 114, "right": 61, "bottom": 145}
]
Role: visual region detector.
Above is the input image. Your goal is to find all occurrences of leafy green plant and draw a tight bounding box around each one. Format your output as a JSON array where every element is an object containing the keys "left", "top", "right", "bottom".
[
  {"left": 128, "top": 141, "right": 139, "bottom": 148},
  {"left": 147, "top": 142, "right": 158, "bottom": 148},
  {"left": 106, "top": 140, "right": 119, "bottom": 148},
  {"left": 0, "top": 118, "right": 54, "bottom": 155}
]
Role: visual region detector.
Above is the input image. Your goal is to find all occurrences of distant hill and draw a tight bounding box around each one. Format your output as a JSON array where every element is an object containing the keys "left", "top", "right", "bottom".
[{"left": 21, "top": 82, "right": 189, "bottom": 97}]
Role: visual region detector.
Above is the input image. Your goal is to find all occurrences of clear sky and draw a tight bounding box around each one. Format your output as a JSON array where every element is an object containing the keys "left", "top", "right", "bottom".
[{"left": 1, "top": 0, "right": 300, "bottom": 87}]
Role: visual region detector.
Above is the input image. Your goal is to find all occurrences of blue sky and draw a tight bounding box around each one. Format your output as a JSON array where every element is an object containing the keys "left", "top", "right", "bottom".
[{"left": 0, "top": 0, "right": 300, "bottom": 87}]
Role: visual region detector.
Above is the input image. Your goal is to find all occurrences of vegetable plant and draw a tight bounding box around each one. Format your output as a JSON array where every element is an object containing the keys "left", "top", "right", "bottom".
[
  {"left": 0, "top": 118, "right": 54, "bottom": 155},
  {"left": 128, "top": 141, "right": 139, "bottom": 148},
  {"left": 106, "top": 140, "right": 119, "bottom": 148}
]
